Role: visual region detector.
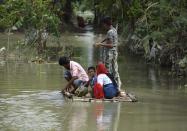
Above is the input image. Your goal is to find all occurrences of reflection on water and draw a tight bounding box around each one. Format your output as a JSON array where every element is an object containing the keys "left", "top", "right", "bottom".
[
  {"left": 77, "top": 32, "right": 94, "bottom": 66},
  {"left": 0, "top": 32, "right": 187, "bottom": 131},
  {"left": 0, "top": 90, "right": 121, "bottom": 131},
  {"left": 93, "top": 103, "right": 120, "bottom": 131}
]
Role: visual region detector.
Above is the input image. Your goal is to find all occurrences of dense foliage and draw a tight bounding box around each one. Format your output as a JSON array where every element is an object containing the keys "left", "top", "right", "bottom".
[
  {"left": 0, "top": 0, "right": 187, "bottom": 74},
  {"left": 0, "top": 0, "right": 63, "bottom": 55},
  {"left": 89, "top": 0, "right": 187, "bottom": 75},
  {"left": 0, "top": 0, "right": 61, "bottom": 33}
]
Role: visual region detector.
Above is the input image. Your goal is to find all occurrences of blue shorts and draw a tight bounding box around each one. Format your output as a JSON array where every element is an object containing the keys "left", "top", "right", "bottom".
[
  {"left": 64, "top": 70, "right": 83, "bottom": 87},
  {"left": 103, "top": 83, "right": 118, "bottom": 99}
]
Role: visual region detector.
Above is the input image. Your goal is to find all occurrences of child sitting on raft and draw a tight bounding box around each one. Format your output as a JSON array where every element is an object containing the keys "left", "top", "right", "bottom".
[
  {"left": 74, "top": 63, "right": 125, "bottom": 99},
  {"left": 85, "top": 66, "right": 97, "bottom": 97},
  {"left": 94, "top": 63, "right": 118, "bottom": 99}
]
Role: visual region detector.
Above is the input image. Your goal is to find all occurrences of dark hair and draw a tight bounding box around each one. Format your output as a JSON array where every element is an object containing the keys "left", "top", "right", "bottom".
[
  {"left": 102, "top": 16, "right": 112, "bottom": 26},
  {"left": 59, "top": 56, "right": 70, "bottom": 65},
  {"left": 88, "top": 66, "right": 95, "bottom": 71}
]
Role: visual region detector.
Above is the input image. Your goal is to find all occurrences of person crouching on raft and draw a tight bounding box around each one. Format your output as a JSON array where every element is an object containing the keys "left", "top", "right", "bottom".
[{"left": 59, "top": 56, "right": 89, "bottom": 95}]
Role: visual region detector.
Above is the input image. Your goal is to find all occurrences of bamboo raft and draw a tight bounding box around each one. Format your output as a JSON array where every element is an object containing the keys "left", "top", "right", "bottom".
[{"left": 63, "top": 92, "right": 138, "bottom": 102}]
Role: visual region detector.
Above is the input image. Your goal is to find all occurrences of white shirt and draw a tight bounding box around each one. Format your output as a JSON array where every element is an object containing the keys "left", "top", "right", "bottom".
[{"left": 97, "top": 74, "right": 112, "bottom": 86}]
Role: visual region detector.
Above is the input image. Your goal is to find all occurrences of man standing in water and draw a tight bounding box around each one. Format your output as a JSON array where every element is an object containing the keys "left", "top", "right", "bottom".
[{"left": 94, "top": 17, "right": 122, "bottom": 90}]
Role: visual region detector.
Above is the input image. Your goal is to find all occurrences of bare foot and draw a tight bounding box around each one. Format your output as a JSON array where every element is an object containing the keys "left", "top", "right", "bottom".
[{"left": 119, "top": 91, "right": 127, "bottom": 97}]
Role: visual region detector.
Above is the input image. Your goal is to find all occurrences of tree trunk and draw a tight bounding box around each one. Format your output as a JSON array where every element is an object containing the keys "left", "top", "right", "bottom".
[
  {"left": 25, "top": 28, "right": 48, "bottom": 55},
  {"left": 93, "top": 0, "right": 102, "bottom": 26},
  {"left": 63, "top": 0, "right": 72, "bottom": 23},
  {"left": 37, "top": 29, "right": 48, "bottom": 55}
]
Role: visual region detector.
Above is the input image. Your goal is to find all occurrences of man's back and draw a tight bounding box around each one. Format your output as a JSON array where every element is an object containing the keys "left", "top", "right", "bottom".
[{"left": 69, "top": 61, "right": 89, "bottom": 82}]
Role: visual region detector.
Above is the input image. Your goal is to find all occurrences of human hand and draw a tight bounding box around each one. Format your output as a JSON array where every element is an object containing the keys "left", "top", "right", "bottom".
[
  {"left": 94, "top": 42, "right": 101, "bottom": 47},
  {"left": 61, "top": 86, "right": 68, "bottom": 94},
  {"left": 61, "top": 88, "right": 65, "bottom": 94},
  {"left": 88, "top": 86, "right": 92, "bottom": 92}
]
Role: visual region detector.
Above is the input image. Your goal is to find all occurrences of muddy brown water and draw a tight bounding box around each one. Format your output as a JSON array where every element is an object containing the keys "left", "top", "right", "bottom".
[{"left": 0, "top": 32, "right": 187, "bottom": 131}]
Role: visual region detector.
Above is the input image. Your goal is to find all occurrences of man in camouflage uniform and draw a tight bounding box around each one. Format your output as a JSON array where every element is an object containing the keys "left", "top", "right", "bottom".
[{"left": 95, "top": 17, "right": 122, "bottom": 90}]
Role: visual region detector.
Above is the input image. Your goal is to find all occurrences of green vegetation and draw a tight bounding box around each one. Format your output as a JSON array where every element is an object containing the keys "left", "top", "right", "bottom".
[
  {"left": 0, "top": 0, "right": 61, "bottom": 55},
  {"left": 90, "top": 0, "right": 187, "bottom": 75},
  {"left": 0, "top": 0, "right": 187, "bottom": 75}
]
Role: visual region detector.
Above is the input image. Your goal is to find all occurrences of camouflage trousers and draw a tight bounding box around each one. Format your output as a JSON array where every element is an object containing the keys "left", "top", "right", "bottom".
[{"left": 101, "top": 49, "right": 122, "bottom": 89}]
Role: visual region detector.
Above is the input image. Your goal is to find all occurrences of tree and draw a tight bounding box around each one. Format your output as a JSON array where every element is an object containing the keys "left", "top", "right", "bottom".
[{"left": 0, "top": 0, "right": 61, "bottom": 55}]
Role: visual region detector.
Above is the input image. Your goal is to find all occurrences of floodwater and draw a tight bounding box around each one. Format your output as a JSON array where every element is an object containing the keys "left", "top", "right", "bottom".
[{"left": 0, "top": 31, "right": 187, "bottom": 131}]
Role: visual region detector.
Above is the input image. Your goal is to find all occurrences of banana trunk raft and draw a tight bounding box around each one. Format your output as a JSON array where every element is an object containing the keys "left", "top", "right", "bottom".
[{"left": 62, "top": 92, "right": 138, "bottom": 102}]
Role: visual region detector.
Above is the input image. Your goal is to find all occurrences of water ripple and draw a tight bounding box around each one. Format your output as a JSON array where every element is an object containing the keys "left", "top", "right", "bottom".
[{"left": 0, "top": 91, "right": 67, "bottom": 131}]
